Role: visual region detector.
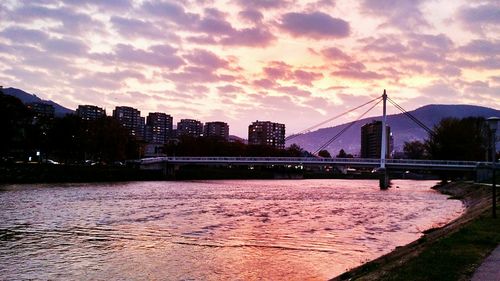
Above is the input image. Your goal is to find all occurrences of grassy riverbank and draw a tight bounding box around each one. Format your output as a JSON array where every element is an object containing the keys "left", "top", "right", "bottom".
[{"left": 332, "top": 181, "right": 500, "bottom": 281}]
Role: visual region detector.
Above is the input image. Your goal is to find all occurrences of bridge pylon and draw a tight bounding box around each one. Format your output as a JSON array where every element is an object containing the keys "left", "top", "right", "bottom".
[{"left": 380, "top": 90, "right": 390, "bottom": 189}]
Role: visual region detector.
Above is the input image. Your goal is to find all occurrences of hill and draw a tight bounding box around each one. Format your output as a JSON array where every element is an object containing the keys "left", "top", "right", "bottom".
[
  {"left": 286, "top": 104, "right": 500, "bottom": 155},
  {"left": 3, "top": 87, "right": 73, "bottom": 117}
]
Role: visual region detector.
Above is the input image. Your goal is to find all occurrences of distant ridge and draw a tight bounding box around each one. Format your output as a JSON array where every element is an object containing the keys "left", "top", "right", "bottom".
[
  {"left": 3, "top": 87, "right": 73, "bottom": 117},
  {"left": 286, "top": 104, "right": 500, "bottom": 155}
]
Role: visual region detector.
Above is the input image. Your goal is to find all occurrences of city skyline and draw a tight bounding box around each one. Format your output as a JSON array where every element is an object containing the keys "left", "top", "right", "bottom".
[{"left": 0, "top": 0, "right": 499, "bottom": 137}]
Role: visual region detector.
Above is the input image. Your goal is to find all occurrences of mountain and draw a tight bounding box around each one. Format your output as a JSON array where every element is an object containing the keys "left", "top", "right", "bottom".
[
  {"left": 2, "top": 87, "right": 73, "bottom": 117},
  {"left": 286, "top": 104, "right": 500, "bottom": 155}
]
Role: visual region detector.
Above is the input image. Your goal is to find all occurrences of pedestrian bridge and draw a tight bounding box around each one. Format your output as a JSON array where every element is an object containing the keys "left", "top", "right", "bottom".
[{"left": 138, "top": 156, "right": 490, "bottom": 171}]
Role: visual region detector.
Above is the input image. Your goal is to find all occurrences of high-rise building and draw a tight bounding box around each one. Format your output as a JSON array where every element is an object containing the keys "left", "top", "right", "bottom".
[
  {"left": 112, "top": 106, "right": 145, "bottom": 140},
  {"left": 145, "top": 112, "right": 173, "bottom": 144},
  {"left": 360, "top": 120, "right": 392, "bottom": 158},
  {"left": 27, "top": 102, "right": 55, "bottom": 119},
  {"left": 204, "top": 121, "right": 229, "bottom": 140},
  {"left": 177, "top": 119, "right": 203, "bottom": 137},
  {"left": 76, "top": 105, "right": 106, "bottom": 121},
  {"left": 248, "top": 120, "right": 285, "bottom": 149}
]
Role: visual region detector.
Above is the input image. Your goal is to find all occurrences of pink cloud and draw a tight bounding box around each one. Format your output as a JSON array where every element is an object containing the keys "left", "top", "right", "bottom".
[
  {"left": 279, "top": 12, "right": 350, "bottom": 39},
  {"left": 321, "top": 47, "right": 351, "bottom": 60},
  {"left": 184, "top": 49, "right": 229, "bottom": 70}
]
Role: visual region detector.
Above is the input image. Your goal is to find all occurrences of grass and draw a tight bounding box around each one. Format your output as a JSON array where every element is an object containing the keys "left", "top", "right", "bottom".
[{"left": 377, "top": 207, "right": 500, "bottom": 281}]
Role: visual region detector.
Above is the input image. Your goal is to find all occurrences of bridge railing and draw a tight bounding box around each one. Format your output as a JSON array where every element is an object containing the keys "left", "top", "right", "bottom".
[{"left": 139, "top": 156, "right": 489, "bottom": 168}]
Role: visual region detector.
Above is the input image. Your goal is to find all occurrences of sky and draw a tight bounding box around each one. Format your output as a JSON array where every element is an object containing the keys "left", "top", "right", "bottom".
[{"left": 0, "top": 0, "right": 499, "bottom": 138}]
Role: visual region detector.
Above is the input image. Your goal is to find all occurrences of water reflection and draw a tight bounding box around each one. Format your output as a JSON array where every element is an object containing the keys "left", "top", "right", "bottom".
[{"left": 0, "top": 180, "right": 463, "bottom": 280}]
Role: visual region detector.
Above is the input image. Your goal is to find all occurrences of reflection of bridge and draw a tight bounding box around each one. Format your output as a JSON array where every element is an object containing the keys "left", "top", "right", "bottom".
[{"left": 139, "top": 156, "right": 485, "bottom": 171}]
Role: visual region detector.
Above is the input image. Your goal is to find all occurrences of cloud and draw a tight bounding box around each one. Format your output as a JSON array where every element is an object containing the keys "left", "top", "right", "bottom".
[
  {"left": 361, "top": 36, "right": 407, "bottom": 54},
  {"left": 44, "top": 37, "right": 89, "bottom": 56},
  {"left": 422, "top": 82, "right": 459, "bottom": 98},
  {"left": 361, "top": 0, "right": 429, "bottom": 30},
  {"left": 0, "top": 26, "right": 49, "bottom": 44},
  {"left": 184, "top": 49, "right": 229, "bottom": 70},
  {"left": 236, "top": 0, "right": 290, "bottom": 9},
  {"left": 10, "top": 4, "right": 105, "bottom": 35},
  {"left": 64, "top": 0, "right": 133, "bottom": 11},
  {"left": 217, "top": 84, "right": 244, "bottom": 94},
  {"left": 141, "top": 1, "right": 200, "bottom": 26},
  {"left": 239, "top": 9, "right": 264, "bottom": 23},
  {"left": 293, "top": 70, "right": 323, "bottom": 86},
  {"left": 331, "top": 62, "right": 384, "bottom": 80},
  {"left": 321, "top": 47, "right": 351, "bottom": 60},
  {"left": 219, "top": 27, "right": 275, "bottom": 47},
  {"left": 279, "top": 12, "right": 350, "bottom": 39},
  {"left": 106, "top": 44, "right": 184, "bottom": 69},
  {"left": 111, "top": 16, "right": 179, "bottom": 41},
  {"left": 457, "top": 3, "right": 500, "bottom": 32},
  {"left": 459, "top": 39, "right": 500, "bottom": 57},
  {"left": 253, "top": 78, "right": 277, "bottom": 88}
]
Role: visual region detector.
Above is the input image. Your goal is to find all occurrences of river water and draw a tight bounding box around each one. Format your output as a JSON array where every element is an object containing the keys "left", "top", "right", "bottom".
[{"left": 0, "top": 179, "right": 463, "bottom": 280}]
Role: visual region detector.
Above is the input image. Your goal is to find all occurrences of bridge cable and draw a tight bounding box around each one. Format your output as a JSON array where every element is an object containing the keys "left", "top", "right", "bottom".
[
  {"left": 386, "top": 97, "right": 435, "bottom": 136},
  {"left": 314, "top": 98, "right": 383, "bottom": 155},
  {"left": 286, "top": 95, "right": 382, "bottom": 142}
]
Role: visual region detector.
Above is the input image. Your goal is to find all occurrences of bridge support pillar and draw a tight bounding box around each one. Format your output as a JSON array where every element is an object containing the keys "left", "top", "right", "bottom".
[
  {"left": 163, "top": 163, "right": 179, "bottom": 178},
  {"left": 379, "top": 168, "right": 390, "bottom": 190}
]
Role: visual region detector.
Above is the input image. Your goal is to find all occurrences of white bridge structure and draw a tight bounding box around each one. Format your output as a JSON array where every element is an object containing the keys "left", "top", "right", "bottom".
[
  {"left": 136, "top": 90, "right": 498, "bottom": 189},
  {"left": 138, "top": 156, "right": 487, "bottom": 171}
]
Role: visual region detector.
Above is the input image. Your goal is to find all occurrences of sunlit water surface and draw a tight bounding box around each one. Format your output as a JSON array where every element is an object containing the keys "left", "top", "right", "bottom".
[{"left": 0, "top": 179, "right": 463, "bottom": 280}]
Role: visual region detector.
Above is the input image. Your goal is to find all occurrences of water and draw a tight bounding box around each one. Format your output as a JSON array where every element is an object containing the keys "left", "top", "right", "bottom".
[{"left": 0, "top": 179, "right": 463, "bottom": 280}]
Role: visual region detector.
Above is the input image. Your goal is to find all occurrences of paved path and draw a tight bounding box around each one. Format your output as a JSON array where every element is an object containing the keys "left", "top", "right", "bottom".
[{"left": 471, "top": 245, "right": 500, "bottom": 281}]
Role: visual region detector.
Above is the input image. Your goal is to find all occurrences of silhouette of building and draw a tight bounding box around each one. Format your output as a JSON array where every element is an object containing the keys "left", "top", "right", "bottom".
[
  {"left": 177, "top": 119, "right": 203, "bottom": 137},
  {"left": 204, "top": 121, "right": 229, "bottom": 140},
  {"left": 248, "top": 120, "right": 285, "bottom": 149},
  {"left": 145, "top": 112, "right": 173, "bottom": 144},
  {"left": 76, "top": 105, "right": 106, "bottom": 120},
  {"left": 360, "top": 120, "right": 392, "bottom": 158},
  {"left": 112, "top": 106, "right": 145, "bottom": 140},
  {"left": 27, "top": 102, "right": 55, "bottom": 119}
]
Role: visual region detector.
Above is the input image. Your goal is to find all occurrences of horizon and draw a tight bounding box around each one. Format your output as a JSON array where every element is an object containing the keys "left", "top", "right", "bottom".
[{"left": 0, "top": 1, "right": 498, "bottom": 137}]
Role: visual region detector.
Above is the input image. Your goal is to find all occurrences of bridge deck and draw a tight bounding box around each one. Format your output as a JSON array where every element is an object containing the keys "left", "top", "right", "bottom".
[{"left": 139, "top": 157, "right": 493, "bottom": 171}]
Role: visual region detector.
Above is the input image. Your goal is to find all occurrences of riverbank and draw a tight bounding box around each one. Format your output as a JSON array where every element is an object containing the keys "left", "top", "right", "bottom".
[
  {"left": 331, "top": 181, "right": 500, "bottom": 281},
  {"left": 0, "top": 163, "right": 163, "bottom": 183}
]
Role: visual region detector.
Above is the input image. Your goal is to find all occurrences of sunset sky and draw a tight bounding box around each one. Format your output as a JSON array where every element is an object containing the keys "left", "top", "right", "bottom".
[{"left": 0, "top": 0, "right": 498, "bottom": 137}]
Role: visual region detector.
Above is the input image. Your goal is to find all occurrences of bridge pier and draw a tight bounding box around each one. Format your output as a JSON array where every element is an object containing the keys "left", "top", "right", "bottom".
[{"left": 379, "top": 168, "right": 390, "bottom": 190}]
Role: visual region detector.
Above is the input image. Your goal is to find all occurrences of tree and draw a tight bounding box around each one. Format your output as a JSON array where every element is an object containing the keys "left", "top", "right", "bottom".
[
  {"left": 403, "top": 140, "right": 427, "bottom": 159},
  {"left": 336, "top": 149, "right": 353, "bottom": 158},
  {"left": 318, "top": 149, "right": 331, "bottom": 158},
  {"left": 0, "top": 93, "right": 32, "bottom": 158},
  {"left": 426, "top": 117, "right": 489, "bottom": 161}
]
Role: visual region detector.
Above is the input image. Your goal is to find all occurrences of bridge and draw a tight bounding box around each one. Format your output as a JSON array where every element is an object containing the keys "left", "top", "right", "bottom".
[
  {"left": 138, "top": 90, "right": 498, "bottom": 189},
  {"left": 139, "top": 156, "right": 486, "bottom": 171}
]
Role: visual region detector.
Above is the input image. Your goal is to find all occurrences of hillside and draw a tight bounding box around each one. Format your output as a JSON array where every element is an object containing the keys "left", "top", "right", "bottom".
[
  {"left": 286, "top": 104, "right": 500, "bottom": 155},
  {"left": 3, "top": 87, "right": 73, "bottom": 117}
]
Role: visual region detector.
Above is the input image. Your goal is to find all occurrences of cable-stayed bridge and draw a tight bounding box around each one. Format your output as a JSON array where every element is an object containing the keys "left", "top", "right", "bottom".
[{"left": 138, "top": 90, "right": 498, "bottom": 188}]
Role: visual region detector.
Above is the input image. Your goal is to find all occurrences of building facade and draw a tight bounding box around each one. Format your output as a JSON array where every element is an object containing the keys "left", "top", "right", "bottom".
[
  {"left": 27, "top": 102, "right": 55, "bottom": 119},
  {"left": 112, "top": 106, "right": 145, "bottom": 140},
  {"left": 76, "top": 105, "right": 106, "bottom": 121},
  {"left": 360, "top": 120, "right": 392, "bottom": 159},
  {"left": 145, "top": 112, "right": 173, "bottom": 144},
  {"left": 204, "top": 121, "right": 229, "bottom": 140},
  {"left": 177, "top": 119, "right": 203, "bottom": 137},
  {"left": 248, "top": 120, "right": 286, "bottom": 149}
]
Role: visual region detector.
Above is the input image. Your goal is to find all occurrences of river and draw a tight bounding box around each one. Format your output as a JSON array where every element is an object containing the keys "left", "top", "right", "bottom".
[{"left": 0, "top": 179, "right": 463, "bottom": 280}]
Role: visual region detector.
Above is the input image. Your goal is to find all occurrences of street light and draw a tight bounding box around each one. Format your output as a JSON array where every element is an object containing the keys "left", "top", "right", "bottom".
[{"left": 487, "top": 117, "right": 499, "bottom": 218}]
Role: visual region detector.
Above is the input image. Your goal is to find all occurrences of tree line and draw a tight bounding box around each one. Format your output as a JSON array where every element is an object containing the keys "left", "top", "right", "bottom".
[{"left": 404, "top": 116, "right": 496, "bottom": 161}]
